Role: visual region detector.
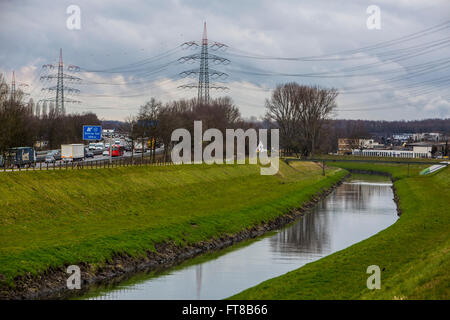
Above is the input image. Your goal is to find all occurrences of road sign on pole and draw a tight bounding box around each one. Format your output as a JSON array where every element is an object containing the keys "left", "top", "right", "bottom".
[{"left": 83, "top": 125, "right": 102, "bottom": 140}]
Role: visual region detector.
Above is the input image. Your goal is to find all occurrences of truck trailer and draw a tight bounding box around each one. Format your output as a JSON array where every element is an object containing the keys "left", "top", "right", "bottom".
[
  {"left": 7, "top": 147, "right": 36, "bottom": 168},
  {"left": 61, "top": 144, "right": 84, "bottom": 162}
]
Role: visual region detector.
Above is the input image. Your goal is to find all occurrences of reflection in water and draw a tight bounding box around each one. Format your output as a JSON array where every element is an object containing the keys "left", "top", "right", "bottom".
[
  {"left": 87, "top": 180, "right": 397, "bottom": 300},
  {"left": 196, "top": 265, "right": 202, "bottom": 300}
]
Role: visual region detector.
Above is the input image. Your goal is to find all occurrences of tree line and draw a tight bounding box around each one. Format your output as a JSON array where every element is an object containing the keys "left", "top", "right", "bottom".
[
  {"left": 0, "top": 73, "right": 100, "bottom": 157},
  {"left": 118, "top": 82, "right": 339, "bottom": 160},
  {"left": 120, "top": 96, "right": 260, "bottom": 161},
  {"left": 3, "top": 69, "right": 446, "bottom": 160}
]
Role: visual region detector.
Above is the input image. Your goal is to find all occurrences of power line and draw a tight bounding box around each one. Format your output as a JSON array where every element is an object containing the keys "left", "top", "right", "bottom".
[{"left": 223, "top": 20, "right": 450, "bottom": 61}]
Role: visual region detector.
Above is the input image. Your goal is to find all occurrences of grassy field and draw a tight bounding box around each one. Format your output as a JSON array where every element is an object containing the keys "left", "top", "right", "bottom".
[
  {"left": 0, "top": 161, "right": 345, "bottom": 287},
  {"left": 231, "top": 162, "right": 450, "bottom": 299}
]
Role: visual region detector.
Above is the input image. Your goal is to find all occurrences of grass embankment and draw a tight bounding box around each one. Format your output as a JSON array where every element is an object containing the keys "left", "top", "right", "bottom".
[
  {"left": 0, "top": 161, "right": 345, "bottom": 288},
  {"left": 232, "top": 162, "right": 450, "bottom": 299},
  {"left": 303, "top": 154, "right": 443, "bottom": 163}
]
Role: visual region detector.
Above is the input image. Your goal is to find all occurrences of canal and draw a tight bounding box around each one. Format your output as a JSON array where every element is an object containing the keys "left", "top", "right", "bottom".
[{"left": 83, "top": 175, "right": 398, "bottom": 300}]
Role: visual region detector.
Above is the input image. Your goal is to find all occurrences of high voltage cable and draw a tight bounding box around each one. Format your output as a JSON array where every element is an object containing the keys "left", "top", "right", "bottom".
[
  {"left": 336, "top": 57, "right": 450, "bottom": 91},
  {"left": 341, "top": 75, "right": 450, "bottom": 95},
  {"left": 222, "top": 20, "right": 450, "bottom": 61},
  {"left": 227, "top": 43, "right": 450, "bottom": 79},
  {"left": 77, "top": 46, "right": 182, "bottom": 73},
  {"left": 78, "top": 77, "right": 187, "bottom": 98},
  {"left": 78, "top": 58, "right": 179, "bottom": 75},
  {"left": 30, "top": 20, "right": 448, "bottom": 116}
]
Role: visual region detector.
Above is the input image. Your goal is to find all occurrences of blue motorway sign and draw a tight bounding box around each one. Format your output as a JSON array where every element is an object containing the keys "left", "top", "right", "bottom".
[{"left": 83, "top": 125, "right": 102, "bottom": 140}]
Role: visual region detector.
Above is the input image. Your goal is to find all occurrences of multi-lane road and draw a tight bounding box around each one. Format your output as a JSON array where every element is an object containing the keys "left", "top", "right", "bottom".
[{"left": 1, "top": 146, "right": 165, "bottom": 172}]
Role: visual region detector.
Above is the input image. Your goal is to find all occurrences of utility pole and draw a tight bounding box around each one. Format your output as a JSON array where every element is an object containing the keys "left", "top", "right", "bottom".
[
  {"left": 40, "top": 48, "right": 81, "bottom": 114},
  {"left": 9, "top": 71, "right": 30, "bottom": 102},
  {"left": 56, "top": 48, "right": 64, "bottom": 114},
  {"left": 10, "top": 71, "right": 15, "bottom": 100},
  {"left": 198, "top": 22, "right": 209, "bottom": 103},
  {"left": 178, "top": 22, "right": 229, "bottom": 102}
]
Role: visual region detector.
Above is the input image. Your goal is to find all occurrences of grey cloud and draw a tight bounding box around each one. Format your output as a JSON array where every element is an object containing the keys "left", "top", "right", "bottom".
[{"left": 0, "top": 0, "right": 448, "bottom": 120}]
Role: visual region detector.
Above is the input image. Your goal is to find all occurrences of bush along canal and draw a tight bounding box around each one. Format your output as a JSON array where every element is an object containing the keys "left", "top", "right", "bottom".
[{"left": 80, "top": 174, "right": 398, "bottom": 300}]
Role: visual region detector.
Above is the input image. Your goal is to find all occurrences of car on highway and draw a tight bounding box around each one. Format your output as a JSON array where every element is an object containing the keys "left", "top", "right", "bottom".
[
  {"left": 105, "top": 143, "right": 110, "bottom": 150},
  {"left": 102, "top": 150, "right": 110, "bottom": 156},
  {"left": 45, "top": 154, "right": 56, "bottom": 163},
  {"left": 95, "top": 143, "right": 104, "bottom": 150},
  {"left": 114, "top": 139, "right": 121, "bottom": 145},
  {"left": 84, "top": 149, "right": 94, "bottom": 158},
  {"left": 88, "top": 143, "right": 96, "bottom": 150},
  {"left": 44, "top": 150, "right": 61, "bottom": 163}
]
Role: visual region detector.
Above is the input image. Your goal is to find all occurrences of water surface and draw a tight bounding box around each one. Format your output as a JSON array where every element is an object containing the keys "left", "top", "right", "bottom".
[{"left": 85, "top": 177, "right": 397, "bottom": 300}]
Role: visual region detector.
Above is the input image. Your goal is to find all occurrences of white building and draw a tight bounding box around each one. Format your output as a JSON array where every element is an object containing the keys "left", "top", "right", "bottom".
[
  {"left": 359, "top": 139, "right": 382, "bottom": 149},
  {"left": 352, "top": 146, "right": 431, "bottom": 158}
]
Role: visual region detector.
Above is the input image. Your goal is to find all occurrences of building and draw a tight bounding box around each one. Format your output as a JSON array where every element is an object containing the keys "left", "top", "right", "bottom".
[
  {"left": 359, "top": 139, "right": 382, "bottom": 149},
  {"left": 341, "top": 135, "right": 448, "bottom": 159},
  {"left": 413, "top": 132, "right": 442, "bottom": 142},
  {"left": 338, "top": 138, "right": 383, "bottom": 155},
  {"left": 337, "top": 138, "right": 357, "bottom": 155},
  {"left": 392, "top": 133, "right": 413, "bottom": 142},
  {"left": 352, "top": 147, "right": 430, "bottom": 158},
  {"left": 408, "top": 142, "right": 448, "bottom": 157}
]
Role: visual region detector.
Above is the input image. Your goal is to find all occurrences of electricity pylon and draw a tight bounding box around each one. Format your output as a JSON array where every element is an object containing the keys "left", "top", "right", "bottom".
[
  {"left": 178, "top": 22, "right": 229, "bottom": 103},
  {"left": 40, "top": 48, "right": 81, "bottom": 115},
  {"left": 10, "top": 71, "right": 15, "bottom": 100},
  {"left": 9, "top": 71, "right": 29, "bottom": 101}
]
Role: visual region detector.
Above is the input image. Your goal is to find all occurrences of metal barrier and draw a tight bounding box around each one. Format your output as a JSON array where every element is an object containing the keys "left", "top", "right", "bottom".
[{"left": 0, "top": 153, "right": 173, "bottom": 173}]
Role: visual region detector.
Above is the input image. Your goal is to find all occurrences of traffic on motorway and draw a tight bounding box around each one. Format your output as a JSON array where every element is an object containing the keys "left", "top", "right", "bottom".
[{"left": 0, "top": 135, "right": 164, "bottom": 169}]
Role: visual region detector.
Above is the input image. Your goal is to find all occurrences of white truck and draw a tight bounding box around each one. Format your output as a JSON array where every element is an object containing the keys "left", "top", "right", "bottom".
[{"left": 61, "top": 144, "right": 85, "bottom": 162}]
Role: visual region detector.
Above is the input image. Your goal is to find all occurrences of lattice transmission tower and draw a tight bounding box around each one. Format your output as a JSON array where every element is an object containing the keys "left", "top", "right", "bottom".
[
  {"left": 9, "top": 71, "right": 29, "bottom": 101},
  {"left": 10, "top": 71, "right": 15, "bottom": 100},
  {"left": 39, "top": 48, "right": 81, "bottom": 115},
  {"left": 178, "top": 22, "right": 229, "bottom": 103}
]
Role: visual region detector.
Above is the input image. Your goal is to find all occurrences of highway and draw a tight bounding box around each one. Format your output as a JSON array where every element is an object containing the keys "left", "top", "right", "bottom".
[{"left": 1, "top": 146, "right": 165, "bottom": 172}]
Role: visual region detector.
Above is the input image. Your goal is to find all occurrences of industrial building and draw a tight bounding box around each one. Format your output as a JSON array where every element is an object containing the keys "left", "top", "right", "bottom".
[{"left": 339, "top": 138, "right": 447, "bottom": 159}]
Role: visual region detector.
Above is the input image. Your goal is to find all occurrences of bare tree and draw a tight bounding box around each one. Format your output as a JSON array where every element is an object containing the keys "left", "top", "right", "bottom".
[
  {"left": 265, "top": 83, "right": 303, "bottom": 155},
  {"left": 0, "top": 73, "right": 38, "bottom": 158},
  {"left": 121, "top": 115, "right": 138, "bottom": 162},
  {"left": 137, "top": 97, "right": 162, "bottom": 161},
  {"left": 298, "top": 85, "right": 338, "bottom": 156},
  {"left": 266, "top": 83, "right": 338, "bottom": 157}
]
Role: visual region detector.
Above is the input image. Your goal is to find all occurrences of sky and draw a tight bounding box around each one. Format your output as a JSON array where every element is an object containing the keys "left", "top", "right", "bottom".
[{"left": 0, "top": 0, "right": 449, "bottom": 121}]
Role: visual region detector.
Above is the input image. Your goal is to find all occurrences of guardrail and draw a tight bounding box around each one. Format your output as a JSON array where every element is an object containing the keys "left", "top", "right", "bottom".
[{"left": 1, "top": 153, "right": 172, "bottom": 173}]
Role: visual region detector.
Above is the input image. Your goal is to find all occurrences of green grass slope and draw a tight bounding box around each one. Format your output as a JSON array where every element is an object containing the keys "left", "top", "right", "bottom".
[
  {"left": 0, "top": 161, "right": 345, "bottom": 287},
  {"left": 231, "top": 163, "right": 449, "bottom": 300}
]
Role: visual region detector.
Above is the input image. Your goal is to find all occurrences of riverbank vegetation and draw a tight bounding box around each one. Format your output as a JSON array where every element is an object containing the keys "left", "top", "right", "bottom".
[
  {"left": 0, "top": 161, "right": 345, "bottom": 289},
  {"left": 231, "top": 163, "right": 449, "bottom": 299}
]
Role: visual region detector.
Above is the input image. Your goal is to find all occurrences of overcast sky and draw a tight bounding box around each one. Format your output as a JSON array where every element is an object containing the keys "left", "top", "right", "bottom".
[{"left": 0, "top": 0, "right": 449, "bottom": 121}]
